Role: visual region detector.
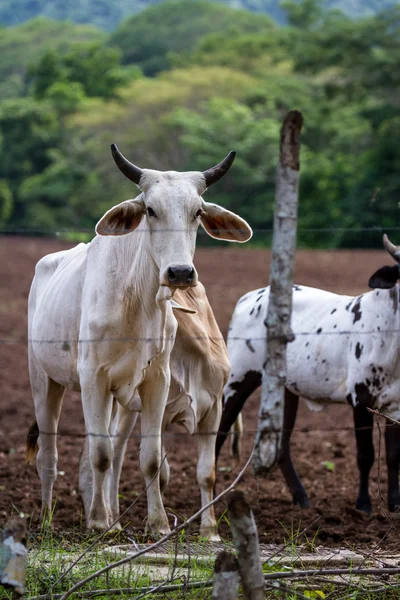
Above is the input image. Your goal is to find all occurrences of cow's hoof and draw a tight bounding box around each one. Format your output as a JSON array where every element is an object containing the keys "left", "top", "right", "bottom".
[
  {"left": 293, "top": 492, "right": 310, "bottom": 509},
  {"left": 107, "top": 521, "right": 123, "bottom": 533},
  {"left": 356, "top": 498, "right": 372, "bottom": 515},
  {"left": 87, "top": 519, "right": 109, "bottom": 532},
  {"left": 200, "top": 529, "right": 221, "bottom": 542},
  {"left": 145, "top": 523, "right": 171, "bottom": 538}
]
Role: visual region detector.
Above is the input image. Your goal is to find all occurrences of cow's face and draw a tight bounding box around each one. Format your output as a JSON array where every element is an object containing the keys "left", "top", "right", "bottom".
[{"left": 96, "top": 146, "right": 252, "bottom": 290}]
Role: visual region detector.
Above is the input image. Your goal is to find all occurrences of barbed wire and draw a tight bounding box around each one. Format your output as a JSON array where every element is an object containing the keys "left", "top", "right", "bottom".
[
  {"left": 0, "top": 327, "right": 399, "bottom": 344},
  {"left": 24, "top": 425, "right": 392, "bottom": 441},
  {"left": 2, "top": 225, "right": 400, "bottom": 235}
]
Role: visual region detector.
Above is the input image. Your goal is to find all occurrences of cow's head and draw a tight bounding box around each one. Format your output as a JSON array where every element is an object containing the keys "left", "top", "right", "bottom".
[
  {"left": 96, "top": 145, "right": 252, "bottom": 289},
  {"left": 369, "top": 234, "right": 400, "bottom": 289}
]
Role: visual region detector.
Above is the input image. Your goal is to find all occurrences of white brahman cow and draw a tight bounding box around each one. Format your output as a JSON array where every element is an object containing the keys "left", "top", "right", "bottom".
[
  {"left": 216, "top": 234, "right": 400, "bottom": 514},
  {"left": 26, "top": 145, "right": 252, "bottom": 535}
]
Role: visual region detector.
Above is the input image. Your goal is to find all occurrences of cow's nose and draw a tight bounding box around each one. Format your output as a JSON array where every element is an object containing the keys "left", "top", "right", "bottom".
[{"left": 167, "top": 266, "right": 195, "bottom": 286}]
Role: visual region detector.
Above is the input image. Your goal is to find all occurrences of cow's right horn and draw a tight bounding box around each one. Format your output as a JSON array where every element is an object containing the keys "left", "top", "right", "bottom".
[
  {"left": 383, "top": 233, "right": 400, "bottom": 262},
  {"left": 111, "top": 144, "right": 143, "bottom": 185}
]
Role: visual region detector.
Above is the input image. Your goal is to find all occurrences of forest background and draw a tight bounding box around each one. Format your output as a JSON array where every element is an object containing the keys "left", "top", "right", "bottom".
[{"left": 1, "top": 0, "right": 400, "bottom": 248}]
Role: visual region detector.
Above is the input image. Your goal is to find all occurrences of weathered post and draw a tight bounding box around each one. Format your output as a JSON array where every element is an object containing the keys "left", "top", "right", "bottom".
[
  {"left": 211, "top": 551, "right": 239, "bottom": 600},
  {"left": 0, "top": 517, "right": 27, "bottom": 597},
  {"left": 253, "top": 110, "right": 303, "bottom": 476},
  {"left": 227, "top": 491, "right": 264, "bottom": 600}
]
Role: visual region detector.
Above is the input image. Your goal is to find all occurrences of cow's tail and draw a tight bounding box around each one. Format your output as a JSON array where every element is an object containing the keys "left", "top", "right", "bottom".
[{"left": 25, "top": 421, "right": 39, "bottom": 463}]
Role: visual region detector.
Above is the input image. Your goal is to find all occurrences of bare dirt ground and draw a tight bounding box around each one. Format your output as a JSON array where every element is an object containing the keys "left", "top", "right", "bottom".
[{"left": 1, "top": 236, "right": 399, "bottom": 549}]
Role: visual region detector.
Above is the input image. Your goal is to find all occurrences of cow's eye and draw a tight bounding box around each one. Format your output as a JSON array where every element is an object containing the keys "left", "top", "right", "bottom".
[
  {"left": 147, "top": 207, "right": 157, "bottom": 218},
  {"left": 195, "top": 209, "right": 203, "bottom": 219}
]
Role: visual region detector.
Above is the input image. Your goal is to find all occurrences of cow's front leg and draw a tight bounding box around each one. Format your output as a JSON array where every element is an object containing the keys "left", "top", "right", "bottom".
[
  {"left": 197, "top": 398, "right": 221, "bottom": 541},
  {"left": 385, "top": 422, "right": 400, "bottom": 512},
  {"left": 106, "top": 404, "right": 139, "bottom": 527},
  {"left": 81, "top": 373, "right": 114, "bottom": 531},
  {"left": 139, "top": 366, "right": 171, "bottom": 536},
  {"left": 353, "top": 405, "right": 374, "bottom": 513}
]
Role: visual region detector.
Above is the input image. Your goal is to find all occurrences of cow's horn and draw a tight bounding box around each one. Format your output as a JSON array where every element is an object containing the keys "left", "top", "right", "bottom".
[
  {"left": 383, "top": 233, "right": 400, "bottom": 262},
  {"left": 203, "top": 151, "right": 236, "bottom": 188},
  {"left": 111, "top": 144, "right": 143, "bottom": 185}
]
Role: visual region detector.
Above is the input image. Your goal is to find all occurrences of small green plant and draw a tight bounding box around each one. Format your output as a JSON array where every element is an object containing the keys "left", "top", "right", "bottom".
[{"left": 321, "top": 460, "right": 335, "bottom": 472}]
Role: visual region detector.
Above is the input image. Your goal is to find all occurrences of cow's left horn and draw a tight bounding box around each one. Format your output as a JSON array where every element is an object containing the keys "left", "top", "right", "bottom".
[
  {"left": 111, "top": 144, "right": 143, "bottom": 185},
  {"left": 383, "top": 233, "right": 400, "bottom": 262},
  {"left": 203, "top": 151, "right": 236, "bottom": 188}
]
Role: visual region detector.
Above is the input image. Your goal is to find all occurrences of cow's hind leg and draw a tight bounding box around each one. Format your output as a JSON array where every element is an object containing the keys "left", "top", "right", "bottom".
[
  {"left": 385, "top": 422, "right": 400, "bottom": 512},
  {"left": 197, "top": 398, "right": 221, "bottom": 540},
  {"left": 31, "top": 371, "right": 65, "bottom": 523},
  {"left": 278, "top": 390, "right": 309, "bottom": 508},
  {"left": 354, "top": 404, "right": 374, "bottom": 514}
]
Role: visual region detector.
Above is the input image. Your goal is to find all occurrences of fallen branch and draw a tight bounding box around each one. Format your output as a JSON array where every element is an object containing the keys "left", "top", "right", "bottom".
[
  {"left": 367, "top": 407, "right": 400, "bottom": 426},
  {"left": 263, "top": 566, "right": 400, "bottom": 581},
  {"left": 57, "top": 452, "right": 253, "bottom": 600},
  {"left": 29, "top": 579, "right": 212, "bottom": 600}
]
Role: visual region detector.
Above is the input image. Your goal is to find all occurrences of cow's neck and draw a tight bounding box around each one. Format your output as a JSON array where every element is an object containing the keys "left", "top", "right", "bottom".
[{"left": 94, "top": 223, "right": 161, "bottom": 322}]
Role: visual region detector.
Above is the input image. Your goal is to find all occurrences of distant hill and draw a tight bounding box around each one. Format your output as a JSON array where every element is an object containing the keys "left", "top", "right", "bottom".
[
  {"left": 109, "top": 1, "right": 275, "bottom": 75},
  {"left": 0, "top": 0, "right": 398, "bottom": 31}
]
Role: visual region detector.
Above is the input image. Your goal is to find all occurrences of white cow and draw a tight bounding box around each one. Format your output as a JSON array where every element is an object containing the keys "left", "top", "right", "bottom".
[
  {"left": 26, "top": 145, "right": 252, "bottom": 535},
  {"left": 216, "top": 235, "right": 400, "bottom": 514},
  {"left": 79, "top": 282, "right": 230, "bottom": 539}
]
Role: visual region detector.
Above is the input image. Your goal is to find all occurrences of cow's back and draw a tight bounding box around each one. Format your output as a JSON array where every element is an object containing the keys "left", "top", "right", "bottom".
[{"left": 29, "top": 243, "right": 89, "bottom": 388}]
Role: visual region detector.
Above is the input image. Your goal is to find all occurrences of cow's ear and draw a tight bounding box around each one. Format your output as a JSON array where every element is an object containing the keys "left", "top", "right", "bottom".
[
  {"left": 200, "top": 202, "right": 252, "bottom": 243},
  {"left": 96, "top": 199, "right": 145, "bottom": 236},
  {"left": 368, "top": 265, "right": 400, "bottom": 289}
]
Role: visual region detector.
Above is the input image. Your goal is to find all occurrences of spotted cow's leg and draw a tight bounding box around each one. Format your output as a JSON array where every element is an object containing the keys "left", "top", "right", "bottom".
[
  {"left": 278, "top": 389, "right": 309, "bottom": 508},
  {"left": 353, "top": 404, "right": 374, "bottom": 514},
  {"left": 385, "top": 422, "right": 400, "bottom": 512},
  {"left": 215, "top": 371, "right": 262, "bottom": 461}
]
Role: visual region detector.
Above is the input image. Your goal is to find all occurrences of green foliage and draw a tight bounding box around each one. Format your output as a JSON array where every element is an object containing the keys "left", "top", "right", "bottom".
[
  {"left": 28, "top": 43, "right": 141, "bottom": 101},
  {"left": 109, "top": 0, "right": 275, "bottom": 75},
  {"left": 281, "top": 0, "right": 324, "bottom": 29},
  {"left": 0, "top": 18, "right": 105, "bottom": 99},
  {"left": 2, "top": 0, "right": 400, "bottom": 247},
  {"left": 0, "top": 180, "right": 13, "bottom": 223}
]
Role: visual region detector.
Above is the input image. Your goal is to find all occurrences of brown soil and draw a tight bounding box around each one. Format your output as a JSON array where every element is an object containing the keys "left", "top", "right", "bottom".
[{"left": 1, "top": 236, "right": 399, "bottom": 549}]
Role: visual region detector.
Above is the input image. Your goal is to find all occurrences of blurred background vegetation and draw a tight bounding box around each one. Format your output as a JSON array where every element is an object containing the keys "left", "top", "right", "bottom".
[{"left": 1, "top": 0, "right": 400, "bottom": 247}]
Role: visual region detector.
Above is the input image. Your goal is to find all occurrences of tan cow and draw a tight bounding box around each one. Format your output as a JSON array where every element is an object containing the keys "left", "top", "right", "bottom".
[{"left": 79, "top": 282, "right": 230, "bottom": 539}]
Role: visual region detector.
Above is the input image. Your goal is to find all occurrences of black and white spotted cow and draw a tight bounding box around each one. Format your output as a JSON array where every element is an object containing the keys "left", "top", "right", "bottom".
[{"left": 216, "top": 234, "right": 400, "bottom": 514}]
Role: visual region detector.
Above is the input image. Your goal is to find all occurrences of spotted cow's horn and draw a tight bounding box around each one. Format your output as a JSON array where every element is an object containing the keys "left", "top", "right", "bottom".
[
  {"left": 383, "top": 233, "right": 400, "bottom": 262},
  {"left": 111, "top": 144, "right": 143, "bottom": 185},
  {"left": 203, "top": 151, "right": 236, "bottom": 188}
]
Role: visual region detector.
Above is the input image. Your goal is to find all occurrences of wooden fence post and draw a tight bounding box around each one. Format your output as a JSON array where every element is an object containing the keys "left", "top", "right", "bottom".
[
  {"left": 0, "top": 517, "right": 27, "bottom": 597},
  {"left": 227, "top": 490, "right": 264, "bottom": 600},
  {"left": 253, "top": 110, "right": 303, "bottom": 476},
  {"left": 211, "top": 551, "right": 239, "bottom": 600}
]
